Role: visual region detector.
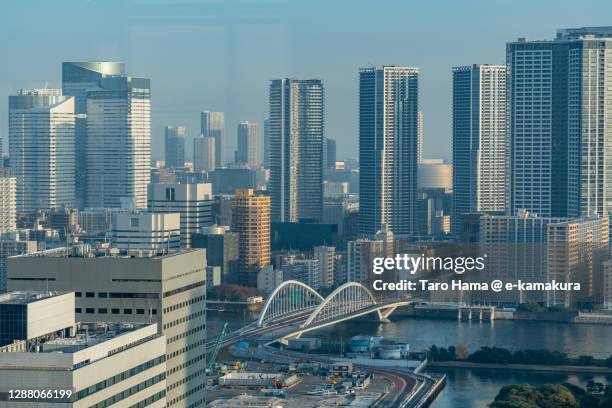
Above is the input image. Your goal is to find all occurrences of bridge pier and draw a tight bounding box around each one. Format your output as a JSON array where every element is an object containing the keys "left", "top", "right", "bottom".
[{"left": 378, "top": 306, "right": 398, "bottom": 322}]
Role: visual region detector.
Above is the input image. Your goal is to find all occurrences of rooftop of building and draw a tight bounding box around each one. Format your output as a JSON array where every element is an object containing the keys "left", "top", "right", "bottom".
[
  {"left": 1, "top": 322, "right": 156, "bottom": 355},
  {"left": 557, "top": 26, "right": 612, "bottom": 39},
  {"left": 40, "top": 323, "right": 151, "bottom": 353},
  {"left": 0, "top": 291, "right": 67, "bottom": 306},
  {"left": 13, "top": 245, "right": 201, "bottom": 260},
  {"left": 512, "top": 27, "right": 612, "bottom": 44}
]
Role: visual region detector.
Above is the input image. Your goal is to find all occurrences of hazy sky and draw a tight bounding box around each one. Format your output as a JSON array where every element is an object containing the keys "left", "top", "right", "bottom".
[{"left": 1, "top": 0, "right": 611, "bottom": 162}]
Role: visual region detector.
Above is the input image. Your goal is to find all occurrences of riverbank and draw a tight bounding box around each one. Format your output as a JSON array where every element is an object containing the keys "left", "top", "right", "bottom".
[{"left": 428, "top": 360, "right": 612, "bottom": 374}]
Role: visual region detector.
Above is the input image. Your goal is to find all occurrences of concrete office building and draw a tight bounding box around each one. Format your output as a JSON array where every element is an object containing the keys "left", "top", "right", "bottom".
[
  {"left": 165, "top": 126, "right": 186, "bottom": 168},
  {"left": 44, "top": 207, "right": 79, "bottom": 240},
  {"left": 314, "top": 246, "right": 335, "bottom": 289},
  {"left": 200, "top": 111, "right": 224, "bottom": 168},
  {"left": 604, "top": 259, "right": 612, "bottom": 310},
  {"left": 192, "top": 226, "right": 239, "bottom": 284},
  {"left": 257, "top": 265, "right": 283, "bottom": 293},
  {"left": 85, "top": 70, "right": 151, "bottom": 209},
  {"left": 206, "top": 266, "right": 222, "bottom": 292},
  {"left": 507, "top": 28, "right": 612, "bottom": 218},
  {"left": 546, "top": 217, "right": 609, "bottom": 306},
  {"left": 148, "top": 183, "right": 213, "bottom": 248},
  {"left": 9, "top": 89, "right": 75, "bottom": 214},
  {"left": 347, "top": 238, "right": 385, "bottom": 286},
  {"left": 0, "top": 322, "right": 167, "bottom": 408},
  {"left": 478, "top": 210, "right": 567, "bottom": 304},
  {"left": 417, "top": 188, "right": 452, "bottom": 238},
  {"left": 209, "top": 168, "right": 267, "bottom": 195},
  {"left": 284, "top": 259, "right": 321, "bottom": 290},
  {"left": 78, "top": 208, "right": 114, "bottom": 235},
  {"left": 236, "top": 121, "right": 261, "bottom": 168},
  {"left": 0, "top": 238, "right": 37, "bottom": 293},
  {"left": 359, "top": 66, "right": 419, "bottom": 236},
  {"left": 269, "top": 79, "right": 324, "bottom": 223},
  {"left": 193, "top": 136, "right": 216, "bottom": 172},
  {"left": 62, "top": 61, "right": 125, "bottom": 209},
  {"left": 232, "top": 189, "right": 270, "bottom": 286},
  {"left": 212, "top": 196, "right": 233, "bottom": 226},
  {"left": 0, "top": 171, "right": 16, "bottom": 234},
  {"left": 452, "top": 64, "right": 506, "bottom": 233},
  {"left": 112, "top": 212, "right": 181, "bottom": 253},
  {"left": 7, "top": 247, "right": 207, "bottom": 408},
  {"left": 0, "top": 291, "right": 75, "bottom": 347}
]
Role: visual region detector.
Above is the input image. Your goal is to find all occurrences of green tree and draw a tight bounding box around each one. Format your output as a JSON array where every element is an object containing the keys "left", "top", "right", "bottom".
[{"left": 489, "top": 383, "right": 600, "bottom": 408}]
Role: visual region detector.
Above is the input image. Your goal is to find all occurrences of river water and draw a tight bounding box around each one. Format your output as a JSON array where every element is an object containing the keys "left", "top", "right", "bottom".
[{"left": 207, "top": 312, "right": 612, "bottom": 407}]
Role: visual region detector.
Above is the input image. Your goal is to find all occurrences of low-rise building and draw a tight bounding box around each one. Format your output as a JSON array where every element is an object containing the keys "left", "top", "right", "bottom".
[
  {"left": 112, "top": 212, "right": 181, "bottom": 253},
  {"left": 257, "top": 265, "right": 283, "bottom": 294}
]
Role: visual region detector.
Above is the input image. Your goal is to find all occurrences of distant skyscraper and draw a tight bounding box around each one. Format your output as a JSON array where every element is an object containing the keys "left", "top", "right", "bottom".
[
  {"left": 200, "top": 111, "right": 224, "bottom": 168},
  {"left": 9, "top": 89, "right": 75, "bottom": 214},
  {"left": 236, "top": 121, "right": 261, "bottom": 167},
  {"left": 193, "top": 135, "right": 215, "bottom": 172},
  {"left": 359, "top": 66, "right": 419, "bottom": 236},
  {"left": 417, "top": 111, "right": 424, "bottom": 164},
  {"left": 68, "top": 64, "right": 151, "bottom": 209},
  {"left": 452, "top": 64, "right": 506, "bottom": 233},
  {"left": 232, "top": 189, "right": 270, "bottom": 286},
  {"left": 62, "top": 62, "right": 126, "bottom": 209},
  {"left": 164, "top": 126, "right": 186, "bottom": 168},
  {"left": 269, "top": 78, "right": 324, "bottom": 222},
  {"left": 326, "top": 138, "right": 337, "bottom": 169},
  {"left": 0, "top": 169, "right": 16, "bottom": 234},
  {"left": 507, "top": 28, "right": 612, "bottom": 218},
  {"left": 263, "top": 118, "right": 270, "bottom": 168}
]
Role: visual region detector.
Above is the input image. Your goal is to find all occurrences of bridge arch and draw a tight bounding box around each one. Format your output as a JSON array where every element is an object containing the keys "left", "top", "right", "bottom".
[
  {"left": 257, "top": 280, "right": 324, "bottom": 327},
  {"left": 301, "top": 282, "right": 378, "bottom": 327}
]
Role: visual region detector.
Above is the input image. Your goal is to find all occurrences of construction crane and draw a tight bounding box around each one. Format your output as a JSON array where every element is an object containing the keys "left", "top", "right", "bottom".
[{"left": 207, "top": 323, "right": 229, "bottom": 372}]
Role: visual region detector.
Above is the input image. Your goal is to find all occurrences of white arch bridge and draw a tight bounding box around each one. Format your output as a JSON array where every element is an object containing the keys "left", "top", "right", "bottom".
[{"left": 255, "top": 281, "right": 410, "bottom": 339}]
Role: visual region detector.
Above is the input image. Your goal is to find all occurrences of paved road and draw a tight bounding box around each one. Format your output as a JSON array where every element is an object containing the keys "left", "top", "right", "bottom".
[
  {"left": 252, "top": 346, "right": 427, "bottom": 407},
  {"left": 204, "top": 305, "right": 442, "bottom": 406}
]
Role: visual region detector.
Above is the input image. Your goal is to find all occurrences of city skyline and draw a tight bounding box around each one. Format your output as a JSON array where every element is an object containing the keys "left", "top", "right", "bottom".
[
  {"left": 3, "top": 3, "right": 612, "bottom": 406},
  {"left": 2, "top": 1, "right": 611, "bottom": 162}
]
